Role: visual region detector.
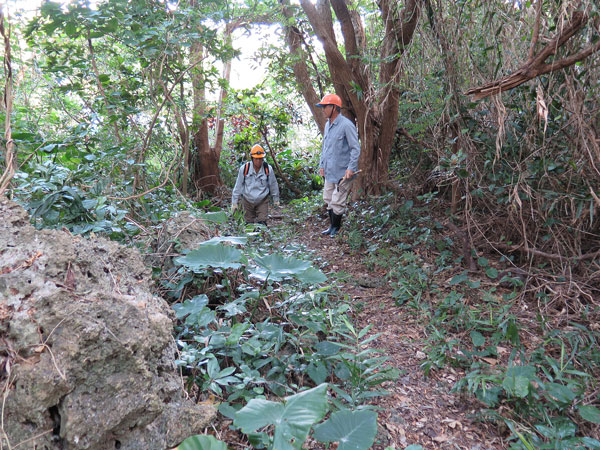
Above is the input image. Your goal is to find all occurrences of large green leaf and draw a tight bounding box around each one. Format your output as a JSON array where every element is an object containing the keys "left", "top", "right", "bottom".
[
  {"left": 307, "top": 362, "right": 328, "bottom": 385},
  {"left": 253, "top": 254, "right": 311, "bottom": 281},
  {"left": 543, "top": 382, "right": 576, "bottom": 405},
  {"left": 579, "top": 405, "right": 600, "bottom": 424},
  {"left": 198, "top": 211, "right": 228, "bottom": 224},
  {"left": 177, "top": 434, "right": 228, "bottom": 450},
  {"left": 535, "top": 417, "right": 577, "bottom": 440},
  {"left": 282, "top": 383, "right": 329, "bottom": 427},
  {"left": 172, "top": 295, "right": 209, "bottom": 324},
  {"left": 175, "top": 244, "right": 242, "bottom": 270},
  {"left": 200, "top": 236, "right": 248, "bottom": 246},
  {"left": 233, "top": 399, "right": 285, "bottom": 432},
  {"left": 315, "top": 341, "right": 341, "bottom": 356},
  {"left": 252, "top": 254, "right": 326, "bottom": 284},
  {"left": 313, "top": 409, "right": 377, "bottom": 450},
  {"left": 470, "top": 330, "right": 486, "bottom": 348},
  {"left": 296, "top": 266, "right": 327, "bottom": 284},
  {"left": 234, "top": 384, "right": 329, "bottom": 450}
]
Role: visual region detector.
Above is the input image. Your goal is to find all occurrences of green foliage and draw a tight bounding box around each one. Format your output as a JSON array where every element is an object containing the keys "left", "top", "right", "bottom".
[
  {"left": 230, "top": 384, "right": 379, "bottom": 450},
  {"left": 168, "top": 219, "right": 388, "bottom": 450},
  {"left": 222, "top": 88, "right": 320, "bottom": 199},
  {"left": 313, "top": 409, "right": 378, "bottom": 450},
  {"left": 343, "top": 191, "right": 600, "bottom": 448},
  {"left": 5, "top": 1, "right": 599, "bottom": 449},
  {"left": 175, "top": 245, "right": 244, "bottom": 271},
  {"left": 177, "top": 435, "right": 229, "bottom": 450},
  {"left": 324, "top": 320, "right": 399, "bottom": 409},
  {"left": 253, "top": 253, "right": 326, "bottom": 283},
  {"left": 14, "top": 161, "right": 132, "bottom": 237},
  {"left": 234, "top": 384, "right": 328, "bottom": 450}
]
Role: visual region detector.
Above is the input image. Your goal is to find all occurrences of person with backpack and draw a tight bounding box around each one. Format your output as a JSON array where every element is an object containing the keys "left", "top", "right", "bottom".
[
  {"left": 231, "top": 144, "right": 280, "bottom": 225},
  {"left": 316, "top": 93, "right": 360, "bottom": 237}
]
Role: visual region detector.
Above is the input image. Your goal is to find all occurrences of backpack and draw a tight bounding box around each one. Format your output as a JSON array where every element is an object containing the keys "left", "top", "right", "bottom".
[{"left": 244, "top": 161, "right": 269, "bottom": 177}]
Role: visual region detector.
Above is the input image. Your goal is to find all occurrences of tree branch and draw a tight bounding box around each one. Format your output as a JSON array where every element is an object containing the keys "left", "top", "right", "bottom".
[
  {"left": 280, "top": 0, "right": 325, "bottom": 133},
  {"left": 379, "top": 0, "right": 421, "bottom": 86},
  {"left": 330, "top": 0, "right": 369, "bottom": 94},
  {"left": 259, "top": 128, "right": 302, "bottom": 196},
  {"left": 299, "top": 0, "right": 365, "bottom": 118},
  {"left": 528, "top": 0, "right": 543, "bottom": 61},
  {"left": 466, "top": 11, "right": 599, "bottom": 100}
]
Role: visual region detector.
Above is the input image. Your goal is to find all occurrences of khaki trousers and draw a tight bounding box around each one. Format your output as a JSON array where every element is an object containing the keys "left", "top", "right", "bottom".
[
  {"left": 242, "top": 196, "right": 269, "bottom": 223},
  {"left": 323, "top": 179, "right": 352, "bottom": 215}
]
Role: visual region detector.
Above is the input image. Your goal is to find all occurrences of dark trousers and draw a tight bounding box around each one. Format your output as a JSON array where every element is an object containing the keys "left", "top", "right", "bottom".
[{"left": 242, "top": 196, "right": 269, "bottom": 223}]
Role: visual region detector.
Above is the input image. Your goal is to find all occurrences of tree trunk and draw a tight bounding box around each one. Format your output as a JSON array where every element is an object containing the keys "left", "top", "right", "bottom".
[
  {"left": 212, "top": 56, "right": 230, "bottom": 160},
  {"left": 213, "top": 21, "right": 240, "bottom": 161},
  {"left": 190, "top": 41, "right": 222, "bottom": 195},
  {"left": 288, "top": 0, "right": 422, "bottom": 195}
]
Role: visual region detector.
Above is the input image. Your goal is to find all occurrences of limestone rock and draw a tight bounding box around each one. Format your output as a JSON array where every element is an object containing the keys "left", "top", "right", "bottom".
[{"left": 0, "top": 199, "right": 215, "bottom": 449}]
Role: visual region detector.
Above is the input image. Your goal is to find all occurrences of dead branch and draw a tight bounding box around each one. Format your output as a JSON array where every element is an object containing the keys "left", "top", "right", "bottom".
[
  {"left": 466, "top": 11, "right": 600, "bottom": 100},
  {"left": 528, "top": 0, "right": 543, "bottom": 61},
  {"left": 395, "top": 126, "right": 426, "bottom": 149},
  {"left": 589, "top": 186, "right": 600, "bottom": 209},
  {"left": 494, "top": 242, "right": 600, "bottom": 262}
]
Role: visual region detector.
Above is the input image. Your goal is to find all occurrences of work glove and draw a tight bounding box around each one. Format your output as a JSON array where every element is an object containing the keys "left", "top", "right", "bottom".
[{"left": 231, "top": 203, "right": 238, "bottom": 213}]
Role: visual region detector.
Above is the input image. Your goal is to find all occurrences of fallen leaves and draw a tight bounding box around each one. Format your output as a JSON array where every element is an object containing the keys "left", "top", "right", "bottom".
[
  {"left": 442, "top": 418, "right": 463, "bottom": 430},
  {"left": 295, "top": 215, "right": 506, "bottom": 450}
]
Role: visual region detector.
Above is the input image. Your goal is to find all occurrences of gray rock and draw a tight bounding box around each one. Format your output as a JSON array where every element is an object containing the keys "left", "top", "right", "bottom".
[{"left": 0, "top": 199, "right": 215, "bottom": 449}]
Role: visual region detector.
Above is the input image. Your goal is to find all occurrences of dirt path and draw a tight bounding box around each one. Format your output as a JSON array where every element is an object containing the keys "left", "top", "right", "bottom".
[{"left": 290, "top": 213, "right": 506, "bottom": 450}]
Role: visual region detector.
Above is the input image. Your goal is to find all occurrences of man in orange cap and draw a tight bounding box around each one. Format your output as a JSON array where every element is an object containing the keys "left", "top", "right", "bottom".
[
  {"left": 316, "top": 93, "right": 360, "bottom": 237},
  {"left": 231, "top": 144, "right": 280, "bottom": 225}
]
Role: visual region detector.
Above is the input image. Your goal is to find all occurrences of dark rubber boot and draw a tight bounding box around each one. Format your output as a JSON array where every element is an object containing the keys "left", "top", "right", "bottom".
[
  {"left": 329, "top": 213, "right": 343, "bottom": 237},
  {"left": 321, "top": 209, "right": 333, "bottom": 235}
]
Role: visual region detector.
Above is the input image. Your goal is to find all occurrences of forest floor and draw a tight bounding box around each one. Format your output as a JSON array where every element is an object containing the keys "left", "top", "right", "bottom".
[{"left": 285, "top": 210, "right": 506, "bottom": 450}]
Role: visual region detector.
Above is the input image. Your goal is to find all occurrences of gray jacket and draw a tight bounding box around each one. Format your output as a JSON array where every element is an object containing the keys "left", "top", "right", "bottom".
[
  {"left": 232, "top": 162, "right": 280, "bottom": 206},
  {"left": 319, "top": 114, "right": 360, "bottom": 183}
]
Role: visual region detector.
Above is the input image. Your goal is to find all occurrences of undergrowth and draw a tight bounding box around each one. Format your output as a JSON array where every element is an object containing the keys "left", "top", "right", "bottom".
[
  {"left": 159, "top": 204, "right": 398, "bottom": 450},
  {"left": 342, "top": 192, "right": 600, "bottom": 449}
]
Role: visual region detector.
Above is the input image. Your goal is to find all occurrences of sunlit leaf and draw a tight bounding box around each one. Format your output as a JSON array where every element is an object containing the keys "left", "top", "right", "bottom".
[
  {"left": 175, "top": 244, "right": 242, "bottom": 270},
  {"left": 199, "top": 211, "right": 228, "bottom": 224},
  {"left": 296, "top": 266, "right": 327, "bottom": 284},
  {"left": 234, "top": 384, "right": 328, "bottom": 450},
  {"left": 177, "top": 434, "right": 228, "bottom": 450},
  {"left": 485, "top": 267, "right": 498, "bottom": 279},
  {"left": 502, "top": 365, "right": 536, "bottom": 398},
  {"left": 315, "top": 341, "right": 341, "bottom": 356},
  {"left": 252, "top": 253, "right": 325, "bottom": 284},
  {"left": 200, "top": 236, "right": 248, "bottom": 246},
  {"left": 448, "top": 273, "right": 468, "bottom": 285}
]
